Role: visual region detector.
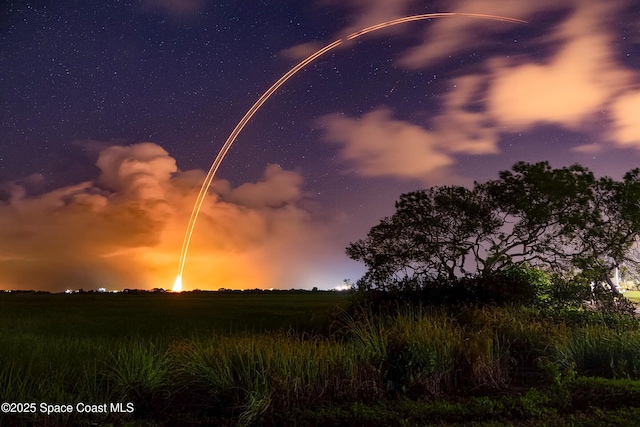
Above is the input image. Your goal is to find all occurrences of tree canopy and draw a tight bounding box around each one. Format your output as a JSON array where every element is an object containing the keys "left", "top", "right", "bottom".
[{"left": 347, "top": 161, "right": 640, "bottom": 292}]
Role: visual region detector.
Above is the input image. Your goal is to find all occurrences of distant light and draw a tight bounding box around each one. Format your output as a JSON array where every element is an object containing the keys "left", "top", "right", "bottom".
[
  {"left": 65, "top": 289, "right": 73, "bottom": 294},
  {"left": 269, "top": 287, "right": 274, "bottom": 291},
  {"left": 97, "top": 287, "right": 106, "bottom": 293},
  {"left": 334, "top": 282, "right": 351, "bottom": 291}
]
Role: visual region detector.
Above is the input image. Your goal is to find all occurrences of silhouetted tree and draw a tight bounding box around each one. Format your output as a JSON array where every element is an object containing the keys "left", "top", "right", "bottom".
[{"left": 348, "top": 161, "right": 640, "bottom": 293}]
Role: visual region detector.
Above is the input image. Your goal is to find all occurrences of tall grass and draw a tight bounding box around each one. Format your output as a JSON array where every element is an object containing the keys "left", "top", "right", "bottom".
[
  {"left": 379, "top": 307, "right": 461, "bottom": 394},
  {"left": 107, "top": 339, "right": 171, "bottom": 406},
  {"left": 176, "top": 332, "right": 374, "bottom": 424},
  {"left": 553, "top": 326, "right": 640, "bottom": 379},
  {"left": 2, "top": 302, "right": 640, "bottom": 426}
]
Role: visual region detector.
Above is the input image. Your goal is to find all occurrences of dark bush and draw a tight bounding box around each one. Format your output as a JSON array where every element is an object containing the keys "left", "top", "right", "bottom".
[{"left": 355, "top": 265, "right": 563, "bottom": 311}]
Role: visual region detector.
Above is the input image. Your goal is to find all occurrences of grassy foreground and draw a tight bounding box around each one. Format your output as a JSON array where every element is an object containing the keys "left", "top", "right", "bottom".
[{"left": 2, "top": 291, "right": 640, "bottom": 426}]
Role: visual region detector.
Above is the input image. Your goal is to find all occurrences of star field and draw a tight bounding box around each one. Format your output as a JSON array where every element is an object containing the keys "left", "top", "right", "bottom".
[{"left": 1, "top": 0, "right": 640, "bottom": 291}]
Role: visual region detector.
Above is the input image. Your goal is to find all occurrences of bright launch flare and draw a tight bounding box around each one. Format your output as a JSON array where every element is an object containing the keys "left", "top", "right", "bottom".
[
  {"left": 172, "top": 275, "right": 182, "bottom": 293},
  {"left": 175, "top": 13, "right": 526, "bottom": 290}
]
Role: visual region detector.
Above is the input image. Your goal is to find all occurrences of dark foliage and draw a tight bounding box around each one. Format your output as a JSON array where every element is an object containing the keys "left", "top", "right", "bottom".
[
  {"left": 348, "top": 161, "right": 640, "bottom": 306},
  {"left": 352, "top": 264, "right": 578, "bottom": 312}
]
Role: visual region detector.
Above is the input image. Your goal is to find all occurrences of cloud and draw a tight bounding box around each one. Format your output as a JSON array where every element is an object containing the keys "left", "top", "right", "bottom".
[
  {"left": 280, "top": 42, "right": 325, "bottom": 61},
  {"left": 215, "top": 164, "right": 304, "bottom": 209},
  {"left": 356, "top": 0, "right": 639, "bottom": 151},
  {"left": 398, "top": 0, "right": 560, "bottom": 69},
  {"left": 96, "top": 143, "right": 177, "bottom": 201},
  {"left": 486, "top": 0, "right": 633, "bottom": 131},
  {"left": 488, "top": 35, "right": 630, "bottom": 130},
  {"left": 432, "top": 75, "right": 500, "bottom": 155},
  {"left": 304, "top": 0, "right": 640, "bottom": 182},
  {"left": 611, "top": 90, "right": 640, "bottom": 148},
  {"left": 0, "top": 174, "right": 45, "bottom": 200},
  {"left": 0, "top": 143, "right": 343, "bottom": 292},
  {"left": 572, "top": 144, "right": 603, "bottom": 154},
  {"left": 317, "top": 104, "right": 498, "bottom": 184},
  {"left": 280, "top": 0, "right": 412, "bottom": 62},
  {"left": 312, "top": 0, "right": 536, "bottom": 65},
  {"left": 318, "top": 108, "right": 453, "bottom": 182}
]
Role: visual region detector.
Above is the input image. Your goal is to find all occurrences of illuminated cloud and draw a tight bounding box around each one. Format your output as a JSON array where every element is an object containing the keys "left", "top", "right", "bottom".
[
  {"left": 326, "top": 0, "right": 639, "bottom": 149},
  {"left": 487, "top": 0, "right": 633, "bottom": 131},
  {"left": 431, "top": 75, "right": 500, "bottom": 155},
  {"left": 280, "top": 42, "right": 325, "bottom": 61},
  {"left": 0, "top": 143, "right": 342, "bottom": 292},
  {"left": 96, "top": 142, "right": 177, "bottom": 201},
  {"left": 611, "top": 90, "right": 640, "bottom": 148},
  {"left": 409, "top": 0, "right": 637, "bottom": 149},
  {"left": 318, "top": 108, "right": 453, "bottom": 182},
  {"left": 215, "top": 164, "right": 304, "bottom": 209},
  {"left": 317, "top": 105, "right": 498, "bottom": 184},
  {"left": 487, "top": 34, "right": 629, "bottom": 130}
]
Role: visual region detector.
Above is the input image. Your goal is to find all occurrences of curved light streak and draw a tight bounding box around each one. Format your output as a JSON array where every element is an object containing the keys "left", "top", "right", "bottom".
[{"left": 173, "top": 12, "right": 526, "bottom": 292}]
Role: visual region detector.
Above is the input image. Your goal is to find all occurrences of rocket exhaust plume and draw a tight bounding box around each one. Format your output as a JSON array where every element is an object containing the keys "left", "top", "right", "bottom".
[
  {"left": 173, "top": 13, "right": 526, "bottom": 292},
  {"left": 173, "top": 275, "right": 182, "bottom": 293}
]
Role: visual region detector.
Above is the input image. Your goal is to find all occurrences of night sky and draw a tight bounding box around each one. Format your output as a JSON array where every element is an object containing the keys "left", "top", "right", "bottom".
[{"left": 1, "top": 0, "right": 640, "bottom": 292}]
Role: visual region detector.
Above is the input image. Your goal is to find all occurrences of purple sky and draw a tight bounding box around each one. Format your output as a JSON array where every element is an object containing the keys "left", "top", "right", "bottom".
[{"left": 1, "top": 0, "right": 639, "bottom": 291}]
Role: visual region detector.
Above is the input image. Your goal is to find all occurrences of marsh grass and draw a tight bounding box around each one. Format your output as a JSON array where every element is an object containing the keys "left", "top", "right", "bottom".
[
  {"left": 552, "top": 326, "right": 640, "bottom": 379},
  {"left": 107, "top": 339, "right": 171, "bottom": 409},
  {"left": 2, "top": 293, "right": 640, "bottom": 425}
]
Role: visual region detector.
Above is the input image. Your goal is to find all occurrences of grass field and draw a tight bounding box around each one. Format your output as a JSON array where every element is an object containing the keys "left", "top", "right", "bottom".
[
  {"left": 0, "top": 290, "right": 352, "bottom": 426},
  {"left": 0, "top": 290, "right": 350, "bottom": 339},
  {"left": 2, "top": 290, "right": 640, "bottom": 426}
]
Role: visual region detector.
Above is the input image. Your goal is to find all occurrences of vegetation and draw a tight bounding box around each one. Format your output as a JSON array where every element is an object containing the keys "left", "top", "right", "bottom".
[
  {"left": 0, "top": 291, "right": 351, "bottom": 426},
  {"left": 2, "top": 291, "right": 640, "bottom": 426},
  {"left": 4, "top": 161, "right": 640, "bottom": 426},
  {"left": 347, "top": 161, "right": 640, "bottom": 294},
  {"left": 0, "top": 290, "right": 349, "bottom": 338}
]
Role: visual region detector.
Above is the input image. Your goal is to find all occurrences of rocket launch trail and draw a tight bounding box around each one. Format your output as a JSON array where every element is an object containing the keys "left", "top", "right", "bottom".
[{"left": 173, "top": 12, "right": 526, "bottom": 292}]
